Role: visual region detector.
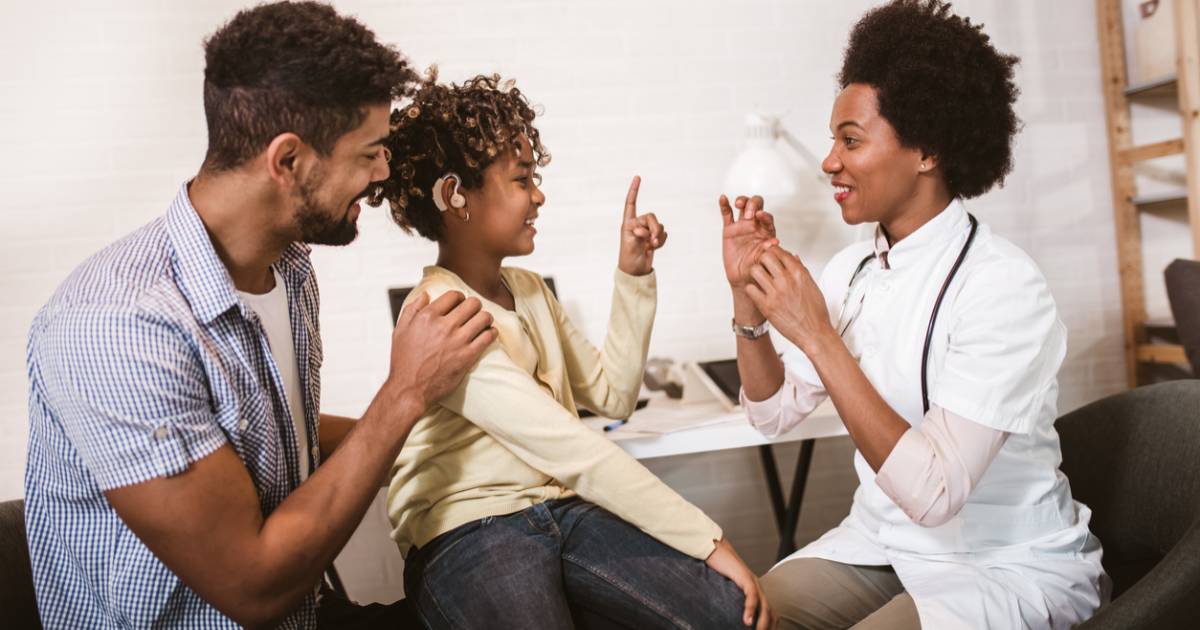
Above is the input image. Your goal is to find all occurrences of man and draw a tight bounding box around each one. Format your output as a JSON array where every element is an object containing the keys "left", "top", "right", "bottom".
[{"left": 24, "top": 3, "right": 495, "bottom": 627}]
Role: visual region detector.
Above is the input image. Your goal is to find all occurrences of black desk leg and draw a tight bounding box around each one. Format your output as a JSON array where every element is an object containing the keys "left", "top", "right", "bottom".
[{"left": 758, "top": 440, "right": 816, "bottom": 561}]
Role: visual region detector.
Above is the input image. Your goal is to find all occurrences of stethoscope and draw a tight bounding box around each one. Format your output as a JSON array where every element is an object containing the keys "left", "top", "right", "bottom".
[{"left": 838, "top": 213, "right": 979, "bottom": 415}]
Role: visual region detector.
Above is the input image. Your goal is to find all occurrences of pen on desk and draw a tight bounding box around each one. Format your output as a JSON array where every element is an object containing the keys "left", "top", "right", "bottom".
[{"left": 603, "top": 418, "right": 628, "bottom": 432}]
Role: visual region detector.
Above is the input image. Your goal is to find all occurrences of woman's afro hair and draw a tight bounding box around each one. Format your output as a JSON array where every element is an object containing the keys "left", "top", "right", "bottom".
[{"left": 839, "top": 0, "right": 1021, "bottom": 198}]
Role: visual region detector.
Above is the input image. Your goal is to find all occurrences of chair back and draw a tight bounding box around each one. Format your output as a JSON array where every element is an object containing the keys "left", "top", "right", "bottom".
[
  {"left": 1057, "top": 381, "right": 1200, "bottom": 595},
  {"left": 0, "top": 499, "right": 41, "bottom": 629}
]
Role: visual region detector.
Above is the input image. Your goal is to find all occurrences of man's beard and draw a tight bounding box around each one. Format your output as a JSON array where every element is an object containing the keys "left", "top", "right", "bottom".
[{"left": 294, "top": 166, "right": 360, "bottom": 246}]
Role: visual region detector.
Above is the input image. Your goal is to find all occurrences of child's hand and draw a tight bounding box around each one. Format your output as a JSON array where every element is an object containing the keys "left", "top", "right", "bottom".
[{"left": 618, "top": 176, "right": 667, "bottom": 276}]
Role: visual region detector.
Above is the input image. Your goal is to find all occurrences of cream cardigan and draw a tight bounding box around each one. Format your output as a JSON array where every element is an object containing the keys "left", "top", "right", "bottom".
[{"left": 386, "top": 265, "right": 722, "bottom": 560}]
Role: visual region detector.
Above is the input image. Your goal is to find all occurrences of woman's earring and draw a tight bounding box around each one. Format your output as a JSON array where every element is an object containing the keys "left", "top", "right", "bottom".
[{"left": 463, "top": 210, "right": 470, "bottom": 222}]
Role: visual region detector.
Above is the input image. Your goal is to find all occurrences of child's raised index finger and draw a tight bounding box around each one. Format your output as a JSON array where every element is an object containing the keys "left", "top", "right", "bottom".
[{"left": 624, "top": 175, "right": 641, "bottom": 221}]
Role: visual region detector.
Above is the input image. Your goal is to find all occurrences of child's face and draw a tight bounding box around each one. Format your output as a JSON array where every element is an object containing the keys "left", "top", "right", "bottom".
[{"left": 462, "top": 135, "right": 545, "bottom": 258}]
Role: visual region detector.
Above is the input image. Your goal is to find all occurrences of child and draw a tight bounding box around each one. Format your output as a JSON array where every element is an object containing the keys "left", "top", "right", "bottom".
[{"left": 374, "top": 71, "right": 772, "bottom": 630}]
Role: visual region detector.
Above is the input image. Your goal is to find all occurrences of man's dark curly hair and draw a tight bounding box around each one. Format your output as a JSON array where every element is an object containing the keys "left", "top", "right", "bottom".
[
  {"left": 201, "top": 1, "right": 417, "bottom": 172},
  {"left": 839, "top": 0, "right": 1020, "bottom": 199},
  {"left": 371, "top": 69, "right": 551, "bottom": 242}
]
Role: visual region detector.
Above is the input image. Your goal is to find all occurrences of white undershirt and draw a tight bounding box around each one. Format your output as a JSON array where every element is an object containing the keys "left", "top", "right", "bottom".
[{"left": 238, "top": 268, "right": 311, "bottom": 482}]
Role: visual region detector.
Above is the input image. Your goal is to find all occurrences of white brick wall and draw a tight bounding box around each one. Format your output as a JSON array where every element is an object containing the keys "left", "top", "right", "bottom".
[{"left": 0, "top": 0, "right": 1155, "bottom": 600}]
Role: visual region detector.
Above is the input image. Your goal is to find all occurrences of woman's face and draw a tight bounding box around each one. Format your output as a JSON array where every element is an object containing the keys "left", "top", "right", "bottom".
[
  {"left": 822, "top": 83, "right": 927, "bottom": 226},
  {"left": 459, "top": 135, "right": 546, "bottom": 258}
]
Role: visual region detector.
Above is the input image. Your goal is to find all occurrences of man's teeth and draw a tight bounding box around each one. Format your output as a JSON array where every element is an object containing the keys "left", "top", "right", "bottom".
[
  {"left": 834, "top": 186, "right": 851, "bottom": 195},
  {"left": 525, "top": 218, "right": 536, "bottom": 225}
]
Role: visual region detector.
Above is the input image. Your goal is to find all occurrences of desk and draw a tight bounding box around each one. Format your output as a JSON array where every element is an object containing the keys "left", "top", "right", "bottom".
[{"left": 584, "top": 398, "right": 847, "bottom": 560}]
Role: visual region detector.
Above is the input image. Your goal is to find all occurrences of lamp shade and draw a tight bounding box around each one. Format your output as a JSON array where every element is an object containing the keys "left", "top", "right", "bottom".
[{"left": 723, "top": 113, "right": 801, "bottom": 209}]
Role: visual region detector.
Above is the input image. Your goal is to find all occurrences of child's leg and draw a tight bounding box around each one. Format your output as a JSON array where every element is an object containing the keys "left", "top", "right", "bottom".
[
  {"left": 403, "top": 507, "right": 574, "bottom": 630},
  {"left": 553, "top": 499, "right": 747, "bottom": 629}
]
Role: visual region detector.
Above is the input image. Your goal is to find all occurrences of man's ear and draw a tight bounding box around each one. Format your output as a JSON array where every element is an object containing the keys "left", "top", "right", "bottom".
[{"left": 265, "top": 133, "right": 305, "bottom": 187}]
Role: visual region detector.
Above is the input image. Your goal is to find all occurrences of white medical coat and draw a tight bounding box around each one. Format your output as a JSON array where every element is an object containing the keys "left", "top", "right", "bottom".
[{"left": 773, "top": 201, "right": 1106, "bottom": 629}]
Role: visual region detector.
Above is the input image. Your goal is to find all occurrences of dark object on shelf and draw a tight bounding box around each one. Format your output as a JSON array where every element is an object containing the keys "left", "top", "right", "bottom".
[{"left": 1165, "top": 259, "right": 1200, "bottom": 376}]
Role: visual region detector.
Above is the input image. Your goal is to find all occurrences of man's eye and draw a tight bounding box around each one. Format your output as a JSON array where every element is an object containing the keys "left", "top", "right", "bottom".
[{"left": 532, "top": 173, "right": 542, "bottom": 186}]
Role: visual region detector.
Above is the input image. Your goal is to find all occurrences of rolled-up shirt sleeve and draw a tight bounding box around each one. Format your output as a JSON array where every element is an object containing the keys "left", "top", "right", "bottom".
[
  {"left": 32, "top": 306, "right": 228, "bottom": 491},
  {"left": 874, "top": 406, "right": 1008, "bottom": 528},
  {"left": 741, "top": 359, "right": 828, "bottom": 439}
]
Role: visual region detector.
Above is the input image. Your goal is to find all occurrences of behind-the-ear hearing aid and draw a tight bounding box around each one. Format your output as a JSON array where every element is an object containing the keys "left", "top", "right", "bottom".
[{"left": 432, "top": 173, "right": 466, "bottom": 212}]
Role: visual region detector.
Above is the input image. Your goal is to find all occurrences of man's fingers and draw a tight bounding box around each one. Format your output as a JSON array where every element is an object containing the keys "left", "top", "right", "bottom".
[
  {"left": 456, "top": 309, "right": 495, "bottom": 344},
  {"left": 444, "top": 295, "right": 484, "bottom": 327},
  {"left": 623, "top": 175, "right": 641, "bottom": 222},
  {"left": 655, "top": 230, "right": 668, "bottom": 249},
  {"left": 465, "top": 326, "right": 498, "bottom": 355},
  {"left": 397, "top": 291, "right": 429, "bottom": 327},
  {"left": 426, "top": 290, "right": 467, "bottom": 316},
  {"left": 719, "top": 195, "right": 734, "bottom": 227}
]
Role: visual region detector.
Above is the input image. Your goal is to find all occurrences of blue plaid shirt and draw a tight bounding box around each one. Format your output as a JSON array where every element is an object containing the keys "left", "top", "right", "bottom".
[{"left": 25, "top": 183, "right": 324, "bottom": 629}]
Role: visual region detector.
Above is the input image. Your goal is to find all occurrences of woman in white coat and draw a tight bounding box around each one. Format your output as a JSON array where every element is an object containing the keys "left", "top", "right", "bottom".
[{"left": 721, "top": 1, "right": 1107, "bottom": 628}]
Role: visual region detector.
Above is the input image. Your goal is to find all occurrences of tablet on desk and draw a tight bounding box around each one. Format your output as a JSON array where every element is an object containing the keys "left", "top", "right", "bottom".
[{"left": 697, "top": 359, "right": 741, "bottom": 404}]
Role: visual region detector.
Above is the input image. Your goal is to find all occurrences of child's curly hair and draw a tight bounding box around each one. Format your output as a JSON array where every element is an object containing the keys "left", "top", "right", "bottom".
[
  {"left": 369, "top": 68, "right": 551, "bottom": 241},
  {"left": 840, "top": 0, "right": 1020, "bottom": 199}
]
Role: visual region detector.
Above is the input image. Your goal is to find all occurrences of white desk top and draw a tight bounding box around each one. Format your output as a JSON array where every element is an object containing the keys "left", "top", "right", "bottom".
[{"left": 584, "top": 398, "right": 847, "bottom": 460}]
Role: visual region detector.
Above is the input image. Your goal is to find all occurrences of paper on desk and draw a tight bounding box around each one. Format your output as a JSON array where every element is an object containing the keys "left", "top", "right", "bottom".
[{"left": 616, "top": 404, "right": 740, "bottom": 435}]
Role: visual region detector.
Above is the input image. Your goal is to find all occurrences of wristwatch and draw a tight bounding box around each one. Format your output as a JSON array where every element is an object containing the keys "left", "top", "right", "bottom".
[{"left": 731, "top": 318, "right": 770, "bottom": 339}]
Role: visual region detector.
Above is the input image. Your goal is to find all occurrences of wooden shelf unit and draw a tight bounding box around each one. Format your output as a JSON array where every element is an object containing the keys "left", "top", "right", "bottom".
[{"left": 1096, "top": 0, "right": 1200, "bottom": 386}]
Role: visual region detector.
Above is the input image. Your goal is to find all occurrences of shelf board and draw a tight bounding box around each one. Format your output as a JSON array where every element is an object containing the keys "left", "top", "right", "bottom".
[
  {"left": 1135, "top": 343, "right": 1188, "bottom": 364},
  {"left": 1131, "top": 191, "right": 1188, "bottom": 207},
  {"left": 1125, "top": 75, "right": 1178, "bottom": 98},
  {"left": 1119, "top": 138, "right": 1185, "bottom": 163}
]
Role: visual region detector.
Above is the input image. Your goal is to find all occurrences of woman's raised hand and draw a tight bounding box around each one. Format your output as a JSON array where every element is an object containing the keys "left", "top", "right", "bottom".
[{"left": 719, "top": 195, "right": 779, "bottom": 291}]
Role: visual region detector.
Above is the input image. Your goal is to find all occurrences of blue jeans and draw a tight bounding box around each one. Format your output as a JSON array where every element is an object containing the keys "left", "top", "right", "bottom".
[{"left": 403, "top": 497, "right": 747, "bottom": 629}]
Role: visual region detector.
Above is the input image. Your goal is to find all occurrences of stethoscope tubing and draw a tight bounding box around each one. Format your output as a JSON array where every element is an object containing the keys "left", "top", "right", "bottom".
[{"left": 843, "top": 214, "right": 980, "bottom": 415}]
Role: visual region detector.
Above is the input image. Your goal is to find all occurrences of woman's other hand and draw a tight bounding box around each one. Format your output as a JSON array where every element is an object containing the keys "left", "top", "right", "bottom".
[{"left": 746, "top": 246, "right": 835, "bottom": 354}]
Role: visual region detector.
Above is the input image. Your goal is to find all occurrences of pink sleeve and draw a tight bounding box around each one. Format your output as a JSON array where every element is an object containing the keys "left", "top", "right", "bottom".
[
  {"left": 740, "top": 369, "right": 827, "bottom": 439},
  {"left": 874, "top": 406, "right": 1008, "bottom": 527}
]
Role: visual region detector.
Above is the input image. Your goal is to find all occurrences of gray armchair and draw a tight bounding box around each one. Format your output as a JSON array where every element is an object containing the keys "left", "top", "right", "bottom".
[{"left": 1058, "top": 381, "right": 1200, "bottom": 629}]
